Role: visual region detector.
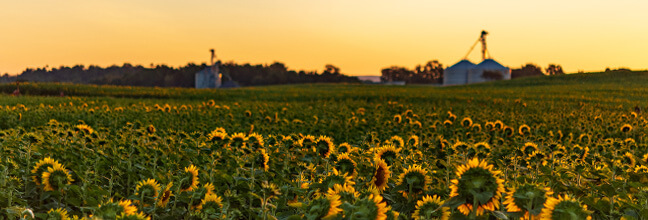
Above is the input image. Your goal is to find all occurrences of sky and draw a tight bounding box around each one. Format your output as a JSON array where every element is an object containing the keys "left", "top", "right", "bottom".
[{"left": 1, "top": 0, "right": 647, "bottom": 76}]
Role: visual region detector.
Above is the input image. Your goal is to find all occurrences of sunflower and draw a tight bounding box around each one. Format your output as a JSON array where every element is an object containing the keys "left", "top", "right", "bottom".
[
  {"left": 485, "top": 122, "right": 495, "bottom": 131},
  {"left": 42, "top": 163, "right": 73, "bottom": 191},
  {"left": 621, "top": 124, "right": 632, "bottom": 133},
  {"left": 621, "top": 152, "right": 636, "bottom": 167},
  {"left": 337, "top": 142, "right": 354, "bottom": 153},
  {"left": 412, "top": 195, "right": 450, "bottom": 220},
  {"left": 375, "top": 144, "right": 401, "bottom": 166},
  {"left": 47, "top": 208, "right": 69, "bottom": 220},
  {"left": 371, "top": 158, "right": 391, "bottom": 192},
  {"left": 207, "top": 130, "right": 227, "bottom": 142},
  {"left": 315, "top": 136, "right": 335, "bottom": 158},
  {"left": 474, "top": 142, "right": 491, "bottom": 153},
  {"left": 407, "top": 135, "right": 420, "bottom": 147},
  {"left": 452, "top": 141, "right": 470, "bottom": 153},
  {"left": 32, "top": 157, "right": 61, "bottom": 185},
  {"left": 443, "top": 120, "right": 453, "bottom": 127},
  {"left": 518, "top": 124, "right": 531, "bottom": 135},
  {"left": 396, "top": 164, "right": 431, "bottom": 197},
  {"left": 319, "top": 168, "right": 356, "bottom": 190},
  {"left": 521, "top": 142, "right": 539, "bottom": 157},
  {"left": 389, "top": 135, "right": 405, "bottom": 148},
  {"left": 75, "top": 124, "right": 94, "bottom": 134},
  {"left": 504, "top": 183, "right": 553, "bottom": 218},
  {"left": 156, "top": 182, "right": 173, "bottom": 207},
  {"left": 254, "top": 149, "right": 270, "bottom": 171},
  {"left": 449, "top": 158, "right": 505, "bottom": 217},
  {"left": 335, "top": 153, "right": 357, "bottom": 176},
  {"left": 393, "top": 114, "right": 402, "bottom": 123},
  {"left": 349, "top": 194, "right": 389, "bottom": 220},
  {"left": 113, "top": 199, "right": 137, "bottom": 215},
  {"left": 198, "top": 193, "right": 224, "bottom": 213},
  {"left": 146, "top": 124, "right": 155, "bottom": 134},
  {"left": 299, "top": 135, "right": 318, "bottom": 149},
  {"left": 305, "top": 194, "right": 342, "bottom": 219},
  {"left": 472, "top": 124, "right": 482, "bottom": 132},
  {"left": 461, "top": 117, "right": 473, "bottom": 127},
  {"left": 180, "top": 165, "right": 200, "bottom": 192},
  {"left": 494, "top": 120, "right": 504, "bottom": 130},
  {"left": 540, "top": 195, "right": 591, "bottom": 220},
  {"left": 327, "top": 183, "right": 359, "bottom": 203},
  {"left": 116, "top": 212, "right": 150, "bottom": 220},
  {"left": 247, "top": 132, "right": 265, "bottom": 150},
  {"left": 503, "top": 126, "right": 514, "bottom": 137},
  {"left": 135, "top": 179, "right": 161, "bottom": 206},
  {"left": 229, "top": 132, "right": 248, "bottom": 149}
]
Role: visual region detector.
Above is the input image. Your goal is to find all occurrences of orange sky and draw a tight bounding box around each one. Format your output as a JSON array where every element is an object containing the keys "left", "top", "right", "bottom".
[{"left": 1, "top": 0, "right": 647, "bottom": 76}]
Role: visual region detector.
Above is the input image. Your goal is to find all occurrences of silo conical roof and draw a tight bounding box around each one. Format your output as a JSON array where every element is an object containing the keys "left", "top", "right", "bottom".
[
  {"left": 476, "top": 59, "right": 506, "bottom": 69},
  {"left": 447, "top": 59, "right": 476, "bottom": 70}
]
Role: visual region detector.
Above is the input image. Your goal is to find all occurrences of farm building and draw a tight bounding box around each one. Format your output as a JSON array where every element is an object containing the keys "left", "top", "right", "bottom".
[
  {"left": 443, "top": 31, "right": 510, "bottom": 86},
  {"left": 195, "top": 49, "right": 222, "bottom": 89},
  {"left": 443, "top": 60, "right": 475, "bottom": 85}
]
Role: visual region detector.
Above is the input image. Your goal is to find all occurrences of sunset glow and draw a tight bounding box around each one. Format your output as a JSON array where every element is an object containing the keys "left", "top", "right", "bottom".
[{"left": 1, "top": 0, "right": 647, "bottom": 75}]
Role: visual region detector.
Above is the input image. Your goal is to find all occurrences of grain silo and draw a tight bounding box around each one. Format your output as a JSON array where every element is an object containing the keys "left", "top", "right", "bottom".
[
  {"left": 468, "top": 59, "right": 511, "bottom": 83},
  {"left": 443, "top": 60, "right": 475, "bottom": 85},
  {"left": 444, "top": 30, "right": 510, "bottom": 85}
]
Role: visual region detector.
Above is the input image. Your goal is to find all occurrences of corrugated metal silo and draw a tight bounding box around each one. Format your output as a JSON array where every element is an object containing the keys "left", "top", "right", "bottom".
[{"left": 444, "top": 60, "right": 475, "bottom": 85}]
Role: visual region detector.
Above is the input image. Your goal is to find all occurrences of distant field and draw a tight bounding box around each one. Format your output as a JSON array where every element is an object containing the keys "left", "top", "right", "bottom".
[{"left": 1, "top": 70, "right": 647, "bottom": 219}]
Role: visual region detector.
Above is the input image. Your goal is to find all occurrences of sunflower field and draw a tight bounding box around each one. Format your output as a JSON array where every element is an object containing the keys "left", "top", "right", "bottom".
[{"left": 2, "top": 71, "right": 648, "bottom": 219}]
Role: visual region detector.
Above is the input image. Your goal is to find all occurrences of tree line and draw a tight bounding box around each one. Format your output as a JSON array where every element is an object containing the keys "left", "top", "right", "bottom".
[
  {"left": 0, "top": 62, "right": 359, "bottom": 87},
  {"left": 380, "top": 61, "right": 564, "bottom": 84}
]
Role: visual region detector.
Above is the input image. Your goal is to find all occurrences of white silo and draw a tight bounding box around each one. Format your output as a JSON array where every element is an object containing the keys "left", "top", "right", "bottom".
[
  {"left": 443, "top": 59, "right": 475, "bottom": 86},
  {"left": 469, "top": 59, "right": 511, "bottom": 83}
]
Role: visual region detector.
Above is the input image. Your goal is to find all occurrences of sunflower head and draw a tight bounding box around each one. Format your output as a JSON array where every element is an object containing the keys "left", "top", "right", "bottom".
[
  {"left": 305, "top": 194, "right": 342, "bottom": 219},
  {"left": 318, "top": 169, "right": 356, "bottom": 191},
  {"left": 521, "top": 142, "right": 538, "bottom": 156},
  {"left": 199, "top": 193, "right": 224, "bottom": 215},
  {"left": 75, "top": 124, "right": 94, "bottom": 134},
  {"left": 179, "top": 165, "right": 200, "bottom": 192},
  {"left": 371, "top": 158, "right": 391, "bottom": 192},
  {"left": 347, "top": 194, "right": 389, "bottom": 220},
  {"left": 449, "top": 158, "right": 505, "bottom": 217},
  {"left": 47, "top": 208, "right": 69, "bottom": 220},
  {"left": 229, "top": 132, "right": 248, "bottom": 150},
  {"left": 157, "top": 182, "right": 174, "bottom": 207},
  {"left": 412, "top": 195, "right": 450, "bottom": 220},
  {"left": 504, "top": 183, "right": 553, "bottom": 218},
  {"left": 621, "top": 124, "right": 633, "bottom": 133},
  {"left": 407, "top": 135, "right": 420, "bottom": 148},
  {"left": 540, "top": 195, "right": 591, "bottom": 220},
  {"left": 42, "top": 163, "right": 73, "bottom": 192},
  {"left": 254, "top": 149, "right": 270, "bottom": 171},
  {"left": 207, "top": 130, "right": 227, "bottom": 143},
  {"left": 335, "top": 153, "right": 357, "bottom": 176},
  {"left": 315, "top": 136, "right": 335, "bottom": 158},
  {"left": 389, "top": 135, "right": 405, "bottom": 148},
  {"left": 461, "top": 117, "right": 473, "bottom": 127},
  {"left": 32, "top": 157, "right": 61, "bottom": 185},
  {"left": 337, "top": 142, "right": 354, "bottom": 154},
  {"left": 135, "top": 179, "right": 161, "bottom": 205},
  {"left": 116, "top": 212, "right": 150, "bottom": 220},
  {"left": 396, "top": 164, "right": 431, "bottom": 197},
  {"left": 519, "top": 124, "right": 531, "bottom": 135},
  {"left": 94, "top": 199, "right": 138, "bottom": 219},
  {"left": 247, "top": 133, "right": 265, "bottom": 150},
  {"left": 375, "top": 144, "right": 401, "bottom": 166},
  {"left": 327, "top": 183, "right": 359, "bottom": 203}
]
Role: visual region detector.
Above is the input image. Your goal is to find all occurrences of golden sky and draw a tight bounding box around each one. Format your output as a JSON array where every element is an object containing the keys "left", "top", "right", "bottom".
[{"left": 1, "top": 0, "right": 647, "bottom": 76}]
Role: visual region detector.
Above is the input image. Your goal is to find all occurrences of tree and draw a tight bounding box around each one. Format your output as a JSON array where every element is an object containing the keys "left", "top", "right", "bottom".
[
  {"left": 511, "top": 64, "right": 544, "bottom": 79},
  {"left": 546, "top": 64, "right": 564, "bottom": 75}
]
